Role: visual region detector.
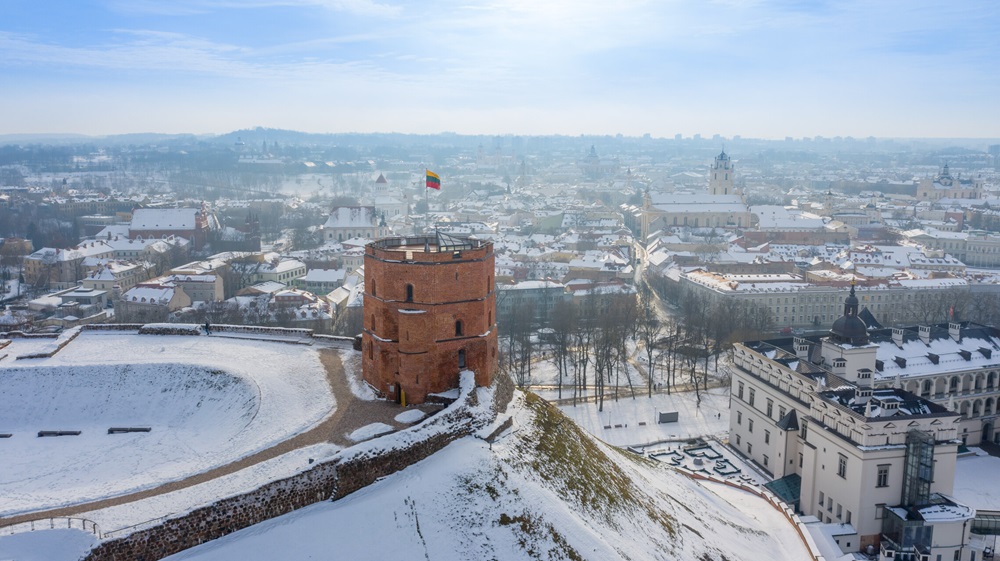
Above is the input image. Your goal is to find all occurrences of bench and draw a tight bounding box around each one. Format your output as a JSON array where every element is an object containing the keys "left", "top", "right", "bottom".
[{"left": 108, "top": 427, "right": 152, "bottom": 434}]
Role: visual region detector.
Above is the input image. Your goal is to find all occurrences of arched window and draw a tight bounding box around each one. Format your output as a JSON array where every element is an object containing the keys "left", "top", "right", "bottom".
[
  {"left": 372, "top": 280, "right": 377, "bottom": 297},
  {"left": 455, "top": 320, "right": 463, "bottom": 337},
  {"left": 406, "top": 284, "right": 414, "bottom": 302}
]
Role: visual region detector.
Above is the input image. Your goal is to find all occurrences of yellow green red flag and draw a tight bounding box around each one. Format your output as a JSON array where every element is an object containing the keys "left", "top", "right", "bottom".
[{"left": 426, "top": 170, "right": 441, "bottom": 190}]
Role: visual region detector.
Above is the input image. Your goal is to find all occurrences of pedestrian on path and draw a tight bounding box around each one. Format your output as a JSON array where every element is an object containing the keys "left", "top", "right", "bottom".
[{"left": 204, "top": 321, "right": 211, "bottom": 335}]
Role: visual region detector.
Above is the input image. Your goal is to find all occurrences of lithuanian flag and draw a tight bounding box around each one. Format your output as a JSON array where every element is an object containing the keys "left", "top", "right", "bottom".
[{"left": 426, "top": 170, "right": 441, "bottom": 190}]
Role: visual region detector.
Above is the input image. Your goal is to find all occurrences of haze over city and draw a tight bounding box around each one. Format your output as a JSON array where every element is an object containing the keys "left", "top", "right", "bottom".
[{"left": 3, "top": 0, "right": 999, "bottom": 138}]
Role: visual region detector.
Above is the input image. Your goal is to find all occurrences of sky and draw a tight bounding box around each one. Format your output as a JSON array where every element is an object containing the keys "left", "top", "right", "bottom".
[{"left": 1, "top": 0, "right": 999, "bottom": 139}]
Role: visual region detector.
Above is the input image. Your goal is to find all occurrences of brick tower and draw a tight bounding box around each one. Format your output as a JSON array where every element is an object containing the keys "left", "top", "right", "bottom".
[{"left": 362, "top": 233, "right": 498, "bottom": 404}]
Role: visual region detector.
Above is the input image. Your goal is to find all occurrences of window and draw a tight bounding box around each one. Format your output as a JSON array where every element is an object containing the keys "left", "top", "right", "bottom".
[
  {"left": 406, "top": 284, "right": 414, "bottom": 302},
  {"left": 738, "top": 382, "right": 744, "bottom": 399},
  {"left": 455, "top": 320, "right": 463, "bottom": 337},
  {"left": 736, "top": 435, "right": 741, "bottom": 445},
  {"left": 749, "top": 389, "right": 756, "bottom": 407},
  {"left": 846, "top": 510, "right": 852, "bottom": 524},
  {"left": 877, "top": 464, "right": 890, "bottom": 487},
  {"left": 837, "top": 454, "right": 847, "bottom": 478},
  {"left": 766, "top": 399, "right": 773, "bottom": 418},
  {"left": 747, "top": 443, "right": 752, "bottom": 454},
  {"left": 765, "top": 430, "right": 770, "bottom": 444},
  {"left": 748, "top": 419, "right": 754, "bottom": 433},
  {"left": 836, "top": 503, "right": 842, "bottom": 518},
  {"left": 818, "top": 491, "right": 824, "bottom": 508},
  {"left": 827, "top": 497, "right": 833, "bottom": 511},
  {"left": 763, "top": 455, "right": 769, "bottom": 467},
  {"left": 737, "top": 411, "right": 742, "bottom": 425},
  {"left": 800, "top": 420, "right": 808, "bottom": 440},
  {"left": 779, "top": 406, "right": 786, "bottom": 420},
  {"left": 798, "top": 453, "right": 803, "bottom": 468},
  {"left": 458, "top": 349, "right": 466, "bottom": 369}
]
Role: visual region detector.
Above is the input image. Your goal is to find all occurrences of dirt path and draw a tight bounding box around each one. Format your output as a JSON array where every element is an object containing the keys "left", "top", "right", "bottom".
[{"left": 0, "top": 346, "right": 428, "bottom": 529}]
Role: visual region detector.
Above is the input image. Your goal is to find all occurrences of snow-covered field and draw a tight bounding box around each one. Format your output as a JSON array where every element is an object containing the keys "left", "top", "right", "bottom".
[
  {"left": 0, "top": 331, "right": 335, "bottom": 517},
  {"left": 954, "top": 448, "right": 1000, "bottom": 512}
]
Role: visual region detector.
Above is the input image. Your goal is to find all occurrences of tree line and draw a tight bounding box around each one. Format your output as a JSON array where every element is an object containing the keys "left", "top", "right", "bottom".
[{"left": 496, "top": 279, "right": 775, "bottom": 411}]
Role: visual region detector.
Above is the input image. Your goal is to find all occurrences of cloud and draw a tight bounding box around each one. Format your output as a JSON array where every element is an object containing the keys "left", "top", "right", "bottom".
[{"left": 106, "top": 0, "right": 401, "bottom": 18}]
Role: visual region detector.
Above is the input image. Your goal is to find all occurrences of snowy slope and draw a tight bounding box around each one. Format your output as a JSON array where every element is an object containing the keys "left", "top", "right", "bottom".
[
  {"left": 0, "top": 331, "right": 334, "bottom": 517},
  {"left": 161, "top": 391, "right": 811, "bottom": 561}
]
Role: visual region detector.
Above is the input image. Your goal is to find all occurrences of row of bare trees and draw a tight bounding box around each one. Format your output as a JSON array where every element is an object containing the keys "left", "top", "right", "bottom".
[{"left": 496, "top": 279, "right": 780, "bottom": 411}]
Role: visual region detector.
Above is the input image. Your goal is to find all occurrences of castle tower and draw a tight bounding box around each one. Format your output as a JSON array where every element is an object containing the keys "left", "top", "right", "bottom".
[
  {"left": 709, "top": 149, "right": 735, "bottom": 196},
  {"left": 362, "top": 233, "right": 498, "bottom": 404}
]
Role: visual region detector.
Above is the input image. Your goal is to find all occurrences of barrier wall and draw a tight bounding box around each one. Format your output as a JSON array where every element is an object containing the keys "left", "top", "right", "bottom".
[{"left": 81, "top": 371, "right": 507, "bottom": 561}]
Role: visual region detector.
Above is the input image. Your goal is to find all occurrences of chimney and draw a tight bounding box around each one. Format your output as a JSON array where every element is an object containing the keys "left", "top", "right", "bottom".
[
  {"left": 892, "top": 327, "right": 904, "bottom": 348},
  {"left": 832, "top": 358, "right": 847, "bottom": 377},
  {"left": 794, "top": 337, "right": 810, "bottom": 359},
  {"left": 919, "top": 325, "right": 931, "bottom": 345},
  {"left": 949, "top": 322, "right": 961, "bottom": 342}
]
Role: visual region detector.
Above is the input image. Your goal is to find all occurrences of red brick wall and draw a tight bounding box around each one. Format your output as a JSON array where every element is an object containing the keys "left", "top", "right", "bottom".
[{"left": 362, "top": 240, "right": 498, "bottom": 403}]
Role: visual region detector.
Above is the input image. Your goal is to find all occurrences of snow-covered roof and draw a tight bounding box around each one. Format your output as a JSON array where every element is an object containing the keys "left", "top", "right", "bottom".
[
  {"left": 131, "top": 208, "right": 199, "bottom": 231},
  {"left": 323, "top": 206, "right": 378, "bottom": 229}
]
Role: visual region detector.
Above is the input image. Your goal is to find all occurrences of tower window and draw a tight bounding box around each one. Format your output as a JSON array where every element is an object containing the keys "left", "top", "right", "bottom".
[
  {"left": 458, "top": 349, "right": 467, "bottom": 369},
  {"left": 455, "top": 320, "right": 463, "bottom": 336},
  {"left": 406, "top": 284, "right": 414, "bottom": 302}
]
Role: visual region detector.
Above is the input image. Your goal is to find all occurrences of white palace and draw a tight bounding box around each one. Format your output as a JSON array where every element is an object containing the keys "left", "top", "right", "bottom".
[{"left": 730, "top": 283, "right": 1000, "bottom": 560}]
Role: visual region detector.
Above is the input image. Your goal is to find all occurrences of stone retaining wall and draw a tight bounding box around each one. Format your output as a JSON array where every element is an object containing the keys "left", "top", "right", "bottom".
[
  {"left": 15, "top": 327, "right": 82, "bottom": 359},
  {"left": 83, "top": 324, "right": 145, "bottom": 331},
  {"left": 82, "top": 371, "right": 506, "bottom": 561}
]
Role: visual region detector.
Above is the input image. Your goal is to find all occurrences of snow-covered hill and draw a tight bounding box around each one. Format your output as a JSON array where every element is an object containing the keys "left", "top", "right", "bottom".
[{"left": 162, "top": 391, "right": 810, "bottom": 561}]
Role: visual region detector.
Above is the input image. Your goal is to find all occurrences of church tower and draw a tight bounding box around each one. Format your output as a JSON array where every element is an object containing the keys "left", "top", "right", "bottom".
[{"left": 709, "top": 149, "right": 735, "bottom": 196}]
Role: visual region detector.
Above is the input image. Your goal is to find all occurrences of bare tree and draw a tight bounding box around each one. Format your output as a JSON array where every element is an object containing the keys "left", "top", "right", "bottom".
[
  {"left": 548, "top": 299, "right": 577, "bottom": 400},
  {"left": 637, "top": 301, "right": 665, "bottom": 397}
]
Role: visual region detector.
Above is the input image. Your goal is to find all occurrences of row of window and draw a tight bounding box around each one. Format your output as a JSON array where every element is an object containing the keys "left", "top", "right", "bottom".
[
  {"left": 371, "top": 315, "right": 469, "bottom": 337},
  {"left": 372, "top": 277, "right": 494, "bottom": 301},
  {"left": 816, "top": 491, "right": 852, "bottom": 525},
  {"left": 736, "top": 382, "right": 786, "bottom": 422},
  {"left": 735, "top": 412, "right": 772, "bottom": 444}
]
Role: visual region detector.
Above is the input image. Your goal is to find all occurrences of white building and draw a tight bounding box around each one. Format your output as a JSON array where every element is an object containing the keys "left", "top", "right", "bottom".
[
  {"left": 320, "top": 206, "right": 390, "bottom": 243},
  {"left": 730, "top": 285, "right": 991, "bottom": 560}
]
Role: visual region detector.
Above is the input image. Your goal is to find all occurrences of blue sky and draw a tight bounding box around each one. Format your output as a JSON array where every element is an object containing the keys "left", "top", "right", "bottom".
[{"left": 2, "top": 0, "right": 998, "bottom": 138}]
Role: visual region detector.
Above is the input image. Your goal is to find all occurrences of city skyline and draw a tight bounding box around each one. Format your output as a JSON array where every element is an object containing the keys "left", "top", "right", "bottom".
[{"left": 2, "top": 0, "right": 999, "bottom": 139}]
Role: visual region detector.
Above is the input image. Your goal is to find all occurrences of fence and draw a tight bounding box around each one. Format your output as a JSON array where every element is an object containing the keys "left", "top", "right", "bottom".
[{"left": 0, "top": 517, "right": 102, "bottom": 538}]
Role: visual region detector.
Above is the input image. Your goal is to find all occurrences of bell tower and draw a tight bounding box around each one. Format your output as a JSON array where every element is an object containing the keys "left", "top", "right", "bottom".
[{"left": 709, "top": 149, "right": 734, "bottom": 196}]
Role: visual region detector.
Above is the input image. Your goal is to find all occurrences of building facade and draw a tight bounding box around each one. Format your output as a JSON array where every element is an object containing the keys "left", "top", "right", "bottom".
[
  {"left": 730, "top": 286, "right": 984, "bottom": 560},
  {"left": 362, "top": 234, "right": 498, "bottom": 404},
  {"left": 679, "top": 269, "right": 987, "bottom": 328}
]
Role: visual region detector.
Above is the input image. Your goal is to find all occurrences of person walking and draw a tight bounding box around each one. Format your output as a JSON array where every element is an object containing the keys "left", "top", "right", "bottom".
[{"left": 204, "top": 321, "right": 211, "bottom": 335}]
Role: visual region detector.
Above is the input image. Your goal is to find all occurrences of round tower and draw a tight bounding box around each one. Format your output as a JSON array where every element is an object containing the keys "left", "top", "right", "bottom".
[{"left": 362, "top": 234, "right": 498, "bottom": 405}]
